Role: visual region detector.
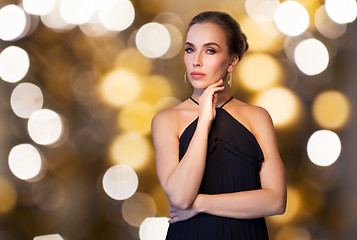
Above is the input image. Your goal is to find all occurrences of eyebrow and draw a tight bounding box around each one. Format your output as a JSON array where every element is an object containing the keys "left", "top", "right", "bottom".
[{"left": 185, "top": 41, "right": 221, "bottom": 48}]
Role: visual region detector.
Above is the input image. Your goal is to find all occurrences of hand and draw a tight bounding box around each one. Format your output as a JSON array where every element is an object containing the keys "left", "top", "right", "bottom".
[
  {"left": 198, "top": 79, "right": 225, "bottom": 123},
  {"left": 168, "top": 197, "right": 201, "bottom": 224}
]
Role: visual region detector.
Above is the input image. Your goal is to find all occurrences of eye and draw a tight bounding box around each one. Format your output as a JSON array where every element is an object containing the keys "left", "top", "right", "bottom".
[
  {"left": 206, "top": 49, "right": 216, "bottom": 54},
  {"left": 185, "top": 47, "right": 194, "bottom": 53}
]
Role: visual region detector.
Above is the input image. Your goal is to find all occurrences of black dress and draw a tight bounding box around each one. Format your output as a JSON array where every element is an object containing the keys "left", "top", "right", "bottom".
[{"left": 165, "top": 97, "right": 269, "bottom": 240}]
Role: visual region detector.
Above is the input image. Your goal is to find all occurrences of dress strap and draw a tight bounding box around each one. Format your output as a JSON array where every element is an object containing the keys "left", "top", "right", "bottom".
[
  {"left": 190, "top": 96, "right": 233, "bottom": 108},
  {"left": 219, "top": 96, "right": 233, "bottom": 108}
]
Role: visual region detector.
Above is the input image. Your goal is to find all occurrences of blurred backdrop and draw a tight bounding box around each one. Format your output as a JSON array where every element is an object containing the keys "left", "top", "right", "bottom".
[{"left": 0, "top": 0, "right": 356, "bottom": 239}]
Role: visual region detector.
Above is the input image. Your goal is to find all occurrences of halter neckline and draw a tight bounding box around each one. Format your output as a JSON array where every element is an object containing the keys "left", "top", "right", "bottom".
[{"left": 190, "top": 96, "right": 234, "bottom": 108}]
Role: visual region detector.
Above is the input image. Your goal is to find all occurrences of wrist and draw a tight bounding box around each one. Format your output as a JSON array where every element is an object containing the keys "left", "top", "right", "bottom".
[{"left": 193, "top": 194, "right": 206, "bottom": 214}]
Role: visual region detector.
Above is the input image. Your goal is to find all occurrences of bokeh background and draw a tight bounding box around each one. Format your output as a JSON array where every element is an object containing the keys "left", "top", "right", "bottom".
[{"left": 0, "top": 0, "right": 356, "bottom": 239}]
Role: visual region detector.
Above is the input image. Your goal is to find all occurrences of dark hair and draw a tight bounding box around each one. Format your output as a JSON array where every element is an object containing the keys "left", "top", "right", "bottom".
[{"left": 188, "top": 11, "right": 249, "bottom": 60}]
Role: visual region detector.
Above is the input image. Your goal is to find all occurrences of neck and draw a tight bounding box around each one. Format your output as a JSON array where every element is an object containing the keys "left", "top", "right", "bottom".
[{"left": 191, "top": 87, "right": 232, "bottom": 107}]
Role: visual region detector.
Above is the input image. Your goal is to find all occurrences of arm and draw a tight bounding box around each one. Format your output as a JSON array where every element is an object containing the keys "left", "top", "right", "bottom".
[
  {"left": 152, "top": 80, "right": 224, "bottom": 209},
  {"left": 169, "top": 107, "right": 286, "bottom": 222}
]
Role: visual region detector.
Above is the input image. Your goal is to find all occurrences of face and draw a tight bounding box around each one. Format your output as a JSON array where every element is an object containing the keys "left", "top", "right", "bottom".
[{"left": 184, "top": 22, "right": 237, "bottom": 89}]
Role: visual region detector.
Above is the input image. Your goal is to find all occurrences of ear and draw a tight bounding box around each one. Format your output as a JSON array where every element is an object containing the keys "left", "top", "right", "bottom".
[{"left": 227, "top": 54, "right": 239, "bottom": 73}]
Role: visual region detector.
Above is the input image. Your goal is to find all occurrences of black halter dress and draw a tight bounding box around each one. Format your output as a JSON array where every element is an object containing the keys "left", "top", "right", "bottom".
[{"left": 165, "top": 97, "right": 269, "bottom": 240}]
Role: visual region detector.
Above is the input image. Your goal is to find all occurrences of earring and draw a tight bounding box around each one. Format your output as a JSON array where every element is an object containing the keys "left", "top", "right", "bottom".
[
  {"left": 227, "top": 72, "right": 232, "bottom": 89},
  {"left": 184, "top": 71, "right": 192, "bottom": 87}
]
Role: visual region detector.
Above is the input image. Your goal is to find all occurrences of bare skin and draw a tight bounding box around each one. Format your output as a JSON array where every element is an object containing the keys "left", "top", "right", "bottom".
[{"left": 151, "top": 22, "right": 286, "bottom": 224}]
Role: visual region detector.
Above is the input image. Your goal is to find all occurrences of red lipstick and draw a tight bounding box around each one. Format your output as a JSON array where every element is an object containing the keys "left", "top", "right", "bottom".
[{"left": 190, "top": 71, "right": 206, "bottom": 79}]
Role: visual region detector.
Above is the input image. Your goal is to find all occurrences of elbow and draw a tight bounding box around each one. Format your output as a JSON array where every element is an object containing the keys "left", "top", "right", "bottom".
[
  {"left": 273, "top": 195, "right": 287, "bottom": 215},
  {"left": 169, "top": 195, "right": 193, "bottom": 210}
]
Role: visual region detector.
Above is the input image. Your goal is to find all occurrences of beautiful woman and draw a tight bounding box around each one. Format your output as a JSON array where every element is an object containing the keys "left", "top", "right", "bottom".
[{"left": 151, "top": 11, "right": 286, "bottom": 239}]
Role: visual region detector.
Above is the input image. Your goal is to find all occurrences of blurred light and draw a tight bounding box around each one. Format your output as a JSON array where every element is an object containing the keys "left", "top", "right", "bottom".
[
  {"left": 151, "top": 184, "right": 170, "bottom": 216},
  {"left": 312, "top": 91, "right": 351, "bottom": 129},
  {"left": 160, "top": 24, "right": 183, "bottom": 59},
  {"left": 153, "top": 12, "right": 185, "bottom": 33},
  {"left": 307, "top": 130, "right": 341, "bottom": 167},
  {"left": 114, "top": 48, "right": 152, "bottom": 77},
  {"left": 139, "top": 75, "right": 172, "bottom": 105},
  {"left": 99, "top": 0, "right": 135, "bottom": 31},
  {"left": 34, "top": 234, "right": 64, "bottom": 240},
  {"left": 139, "top": 217, "right": 170, "bottom": 240},
  {"left": 27, "top": 109, "right": 63, "bottom": 145},
  {"left": 325, "top": 0, "right": 357, "bottom": 24},
  {"left": 245, "top": 0, "right": 280, "bottom": 23},
  {"left": 283, "top": 32, "right": 313, "bottom": 63},
  {"left": 276, "top": 226, "right": 311, "bottom": 240},
  {"left": 315, "top": 5, "right": 347, "bottom": 39},
  {"left": 122, "top": 192, "right": 157, "bottom": 227},
  {"left": 237, "top": 53, "right": 283, "bottom": 91},
  {"left": 102, "top": 164, "right": 138, "bottom": 200},
  {"left": 23, "top": 0, "right": 56, "bottom": 16},
  {"left": 153, "top": 97, "right": 181, "bottom": 114},
  {"left": 252, "top": 87, "right": 301, "bottom": 128},
  {"left": 118, "top": 101, "right": 153, "bottom": 135},
  {"left": 270, "top": 186, "right": 301, "bottom": 223},
  {"left": 32, "top": 177, "right": 66, "bottom": 212},
  {"left": 0, "top": 4, "right": 27, "bottom": 41},
  {"left": 79, "top": 12, "right": 113, "bottom": 37},
  {"left": 274, "top": 1, "right": 309, "bottom": 36},
  {"left": 60, "top": 0, "right": 95, "bottom": 25},
  {"left": 110, "top": 132, "right": 151, "bottom": 170},
  {"left": 294, "top": 38, "right": 329, "bottom": 75},
  {"left": 10, "top": 82, "right": 43, "bottom": 119},
  {"left": 0, "top": 46, "right": 30, "bottom": 83},
  {"left": 41, "top": 0, "right": 76, "bottom": 31},
  {"left": 0, "top": 177, "right": 17, "bottom": 214},
  {"left": 8, "top": 143, "right": 42, "bottom": 180},
  {"left": 241, "top": 17, "right": 283, "bottom": 53},
  {"left": 100, "top": 69, "right": 142, "bottom": 108},
  {"left": 136, "top": 22, "right": 171, "bottom": 58}
]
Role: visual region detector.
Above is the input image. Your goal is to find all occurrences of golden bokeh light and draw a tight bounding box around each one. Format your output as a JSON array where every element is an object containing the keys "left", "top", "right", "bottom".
[
  {"left": 122, "top": 192, "right": 157, "bottom": 227},
  {"left": 160, "top": 24, "right": 183, "bottom": 59},
  {"left": 99, "top": 69, "right": 142, "bottom": 108},
  {"left": 139, "top": 217, "right": 170, "bottom": 240},
  {"left": 325, "top": 0, "right": 357, "bottom": 24},
  {"left": 294, "top": 38, "right": 329, "bottom": 76},
  {"left": 98, "top": 0, "right": 135, "bottom": 31},
  {"left": 118, "top": 101, "right": 153, "bottom": 135},
  {"left": 23, "top": 0, "right": 56, "bottom": 16},
  {"left": 0, "top": 4, "right": 27, "bottom": 41},
  {"left": 136, "top": 22, "right": 171, "bottom": 58},
  {"left": 102, "top": 164, "right": 138, "bottom": 200},
  {"left": 244, "top": 0, "right": 280, "bottom": 23},
  {"left": 270, "top": 186, "right": 302, "bottom": 224},
  {"left": 109, "top": 132, "right": 151, "bottom": 170},
  {"left": 276, "top": 226, "right": 311, "bottom": 240},
  {"left": 8, "top": 144, "right": 43, "bottom": 181},
  {"left": 60, "top": 0, "right": 95, "bottom": 25},
  {"left": 283, "top": 32, "right": 313, "bottom": 63},
  {"left": 307, "top": 130, "right": 341, "bottom": 167},
  {"left": 274, "top": 1, "right": 309, "bottom": 36},
  {"left": 315, "top": 5, "right": 347, "bottom": 39},
  {"left": 0, "top": 177, "right": 17, "bottom": 214},
  {"left": 79, "top": 12, "right": 113, "bottom": 37},
  {"left": 139, "top": 75, "right": 172, "bottom": 105},
  {"left": 241, "top": 17, "right": 283, "bottom": 53},
  {"left": 312, "top": 91, "right": 351, "bottom": 129},
  {"left": 27, "top": 109, "right": 63, "bottom": 145},
  {"left": 153, "top": 11, "right": 185, "bottom": 33},
  {"left": 34, "top": 234, "right": 64, "bottom": 240},
  {"left": 153, "top": 97, "right": 181, "bottom": 114},
  {"left": 236, "top": 53, "right": 283, "bottom": 92},
  {"left": 10, "top": 82, "right": 43, "bottom": 119},
  {"left": 251, "top": 87, "right": 301, "bottom": 128},
  {"left": 114, "top": 48, "right": 152, "bottom": 77},
  {"left": 0, "top": 46, "right": 30, "bottom": 83},
  {"left": 40, "top": 0, "right": 76, "bottom": 31}
]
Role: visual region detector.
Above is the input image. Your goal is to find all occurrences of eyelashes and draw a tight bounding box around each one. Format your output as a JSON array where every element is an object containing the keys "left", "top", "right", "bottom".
[{"left": 184, "top": 48, "right": 216, "bottom": 54}]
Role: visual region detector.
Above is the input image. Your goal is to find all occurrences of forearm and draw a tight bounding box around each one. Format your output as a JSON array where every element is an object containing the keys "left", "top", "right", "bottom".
[
  {"left": 164, "top": 120, "right": 210, "bottom": 209},
  {"left": 195, "top": 189, "right": 286, "bottom": 219}
]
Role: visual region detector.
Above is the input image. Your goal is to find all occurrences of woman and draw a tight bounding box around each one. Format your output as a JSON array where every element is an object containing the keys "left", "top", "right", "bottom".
[{"left": 151, "top": 11, "right": 286, "bottom": 239}]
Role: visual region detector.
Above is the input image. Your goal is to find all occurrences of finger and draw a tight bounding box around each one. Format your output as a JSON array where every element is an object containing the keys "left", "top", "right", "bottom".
[{"left": 169, "top": 207, "right": 176, "bottom": 212}]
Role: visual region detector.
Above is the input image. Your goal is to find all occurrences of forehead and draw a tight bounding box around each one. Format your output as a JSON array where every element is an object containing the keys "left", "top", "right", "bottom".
[{"left": 186, "top": 22, "right": 227, "bottom": 47}]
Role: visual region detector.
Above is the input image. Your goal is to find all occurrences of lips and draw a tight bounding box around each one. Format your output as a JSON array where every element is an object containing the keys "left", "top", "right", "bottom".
[{"left": 190, "top": 71, "right": 206, "bottom": 79}]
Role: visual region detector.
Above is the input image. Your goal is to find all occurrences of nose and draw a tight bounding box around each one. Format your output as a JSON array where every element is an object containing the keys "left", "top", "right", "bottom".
[{"left": 193, "top": 51, "right": 202, "bottom": 67}]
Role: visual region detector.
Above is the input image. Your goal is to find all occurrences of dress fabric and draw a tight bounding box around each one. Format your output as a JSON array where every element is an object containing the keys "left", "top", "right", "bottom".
[{"left": 165, "top": 97, "right": 269, "bottom": 240}]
